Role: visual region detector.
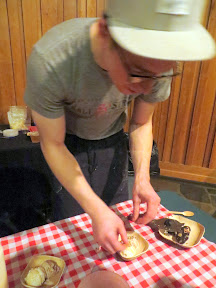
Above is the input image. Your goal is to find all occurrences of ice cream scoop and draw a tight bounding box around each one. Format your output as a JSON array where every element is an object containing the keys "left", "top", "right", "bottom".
[{"left": 24, "top": 260, "right": 60, "bottom": 287}]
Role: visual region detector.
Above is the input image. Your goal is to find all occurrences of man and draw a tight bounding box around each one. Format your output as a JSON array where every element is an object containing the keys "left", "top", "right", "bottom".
[{"left": 24, "top": 0, "right": 215, "bottom": 254}]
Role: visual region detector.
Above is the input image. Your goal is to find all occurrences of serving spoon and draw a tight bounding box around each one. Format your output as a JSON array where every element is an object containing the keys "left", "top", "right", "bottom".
[{"left": 164, "top": 210, "right": 194, "bottom": 217}]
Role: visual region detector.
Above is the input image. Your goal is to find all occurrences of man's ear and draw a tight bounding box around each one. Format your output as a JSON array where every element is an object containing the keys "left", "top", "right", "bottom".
[{"left": 98, "top": 17, "right": 110, "bottom": 38}]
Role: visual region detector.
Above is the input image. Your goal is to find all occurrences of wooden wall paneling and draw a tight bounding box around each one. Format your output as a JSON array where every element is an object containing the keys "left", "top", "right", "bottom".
[
  {"left": 161, "top": 70, "right": 183, "bottom": 162},
  {"left": 87, "top": 0, "right": 96, "bottom": 17},
  {"left": 160, "top": 161, "right": 216, "bottom": 184},
  {"left": 202, "top": 0, "right": 211, "bottom": 25},
  {"left": 157, "top": 99, "right": 170, "bottom": 161},
  {"left": 64, "top": 0, "right": 77, "bottom": 20},
  {"left": 77, "top": 0, "right": 87, "bottom": 17},
  {"left": 152, "top": 101, "right": 162, "bottom": 145},
  {"left": 186, "top": 0, "right": 216, "bottom": 166},
  {"left": 209, "top": 131, "right": 216, "bottom": 169},
  {"left": 57, "top": 0, "right": 64, "bottom": 23},
  {"left": 124, "top": 101, "right": 134, "bottom": 133},
  {"left": 186, "top": 72, "right": 216, "bottom": 165},
  {"left": 7, "top": 0, "right": 26, "bottom": 106},
  {"left": 0, "top": 0, "right": 16, "bottom": 123},
  {"left": 96, "top": 0, "right": 105, "bottom": 17},
  {"left": 203, "top": 96, "right": 216, "bottom": 167},
  {"left": 170, "top": 62, "right": 201, "bottom": 164},
  {"left": 185, "top": 60, "right": 216, "bottom": 166},
  {"left": 41, "top": 0, "right": 64, "bottom": 35},
  {"left": 123, "top": 112, "right": 130, "bottom": 133},
  {"left": 22, "top": 0, "right": 42, "bottom": 59}
]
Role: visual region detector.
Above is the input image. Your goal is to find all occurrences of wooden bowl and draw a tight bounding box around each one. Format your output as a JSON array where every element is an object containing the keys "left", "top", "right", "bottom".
[
  {"left": 159, "top": 215, "right": 205, "bottom": 248},
  {"left": 118, "top": 231, "right": 149, "bottom": 261},
  {"left": 20, "top": 255, "right": 65, "bottom": 288}
]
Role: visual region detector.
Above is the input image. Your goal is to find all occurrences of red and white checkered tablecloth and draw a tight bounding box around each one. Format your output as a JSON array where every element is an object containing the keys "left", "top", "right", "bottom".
[{"left": 0, "top": 200, "right": 216, "bottom": 288}]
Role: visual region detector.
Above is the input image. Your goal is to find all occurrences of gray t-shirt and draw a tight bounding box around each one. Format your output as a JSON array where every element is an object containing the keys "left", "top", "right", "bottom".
[{"left": 24, "top": 18, "right": 171, "bottom": 140}]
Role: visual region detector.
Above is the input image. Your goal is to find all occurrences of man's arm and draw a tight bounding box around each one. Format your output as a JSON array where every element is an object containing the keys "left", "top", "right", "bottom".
[
  {"left": 129, "top": 98, "right": 160, "bottom": 224},
  {"left": 32, "top": 110, "right": 128, "bottom": 253}
]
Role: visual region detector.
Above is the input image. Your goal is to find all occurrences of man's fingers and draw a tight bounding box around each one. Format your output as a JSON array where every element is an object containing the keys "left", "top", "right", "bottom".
[
  {"left": 136, "top": 213, "right": 152, "bottom": 225},
  {"left": 102, "top": 238, "right": 127, "bottom": 254},
  {"left": 136, "top": 202, "right": 159, "bottom": 224},
  {"left": 103, "top": 243, "right": 116, "bottom": 255},
  {"left": 97, "top": 225, "right": 128, "bottom": 254},
  {"left": 110, "top": 226, "right": 128, "bottom": 253},
  {"left": 118, "top": 226, "right": 128, "bottom": 245},
  {"left": 131, "top": 199, "right": 140, "bottom": 222}
]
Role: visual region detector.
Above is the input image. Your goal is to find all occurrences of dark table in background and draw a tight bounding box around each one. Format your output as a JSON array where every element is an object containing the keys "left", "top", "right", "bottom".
[{"left": 0, "top": 125, "right": 59, "bottom": 237}]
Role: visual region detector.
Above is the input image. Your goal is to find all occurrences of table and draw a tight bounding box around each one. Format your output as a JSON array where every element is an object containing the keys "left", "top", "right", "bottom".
[
  {"left": 0, "top": 125, "right": 59, "bottom": 236},
  {"left": 0, "top": 125, "right": 56, "bottom": 190},
  {"left": 0, "top": 200, "right": 216, "bottom": 288}
]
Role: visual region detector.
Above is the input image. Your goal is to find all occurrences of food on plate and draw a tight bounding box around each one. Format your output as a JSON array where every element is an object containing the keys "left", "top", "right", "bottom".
[
  {"left": 163, "top": 218, "right": 184, "bottom": 233},
  {"left": 27, "top": 131, "right": 40, "bottom": 143},
  {"left": 24, "top": 267, "right": 46, "bottom": 287},
  {"left": 150, "top": 218, "right": 191, "bottom": 244},
  {"left": 24, "top": 260, "right": 60, "bottom": 287},
  {"left": 163, "top": 219, "right": 191, "bottom": 244},
  {"left": 118, "top": 231, "right": 149, "bottom": 261},
  {"left": 175, "top": 226, "right": 191, "bottom": 244},
  {"left": 120, "top": 234, "right": 139, "bottom": 258},
  {"left": 27, "top": 131, "right": 39, "bottom": 137}
]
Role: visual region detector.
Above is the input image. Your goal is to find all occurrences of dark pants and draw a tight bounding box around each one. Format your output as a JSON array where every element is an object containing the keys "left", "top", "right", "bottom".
[{"left": 52, "top": 130, "right": 129, "bottom": 220}]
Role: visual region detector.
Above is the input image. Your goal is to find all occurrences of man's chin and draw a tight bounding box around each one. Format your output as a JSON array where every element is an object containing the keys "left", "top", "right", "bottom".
[{"left": 117, "top": 88, "right": 140, "bottom": 96}]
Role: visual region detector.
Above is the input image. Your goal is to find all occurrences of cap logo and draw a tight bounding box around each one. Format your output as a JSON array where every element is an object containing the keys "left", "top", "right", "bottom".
[{"left": 156, "top": 0, "right": 192, "bottom": 15}]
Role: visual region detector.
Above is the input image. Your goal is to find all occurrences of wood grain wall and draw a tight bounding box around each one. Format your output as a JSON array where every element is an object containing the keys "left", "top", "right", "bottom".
[{"left": 0, "top": 0, "right": 215, "bottom": 183}]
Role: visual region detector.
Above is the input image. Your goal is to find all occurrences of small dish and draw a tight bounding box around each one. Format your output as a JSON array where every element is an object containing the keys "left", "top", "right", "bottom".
[
  {"left": 20, "top": 255, "right": 65, "bottom": 288},
  {"left": 78, "top": 270, "right": 129, "bottom": 288},
  {"left": 118, "top": 231, "right": 149, "bottom": 261},
  {"left": 159, "top": 215, "right": 205, "bottom": 248},
  {"left": 27, "top": 131, "right": 40, "bottom": 143},
  {"left": 3, "top": 129, "right": 19, "bottom": 138}
]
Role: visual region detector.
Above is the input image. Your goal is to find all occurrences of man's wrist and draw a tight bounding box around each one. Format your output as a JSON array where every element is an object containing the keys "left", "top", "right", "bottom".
[
  {"left": 134, "top": 170, "right": 150, "bottom": 183},
  {"left": 87, "top": 198, "right": 109, "bottom": 221}
]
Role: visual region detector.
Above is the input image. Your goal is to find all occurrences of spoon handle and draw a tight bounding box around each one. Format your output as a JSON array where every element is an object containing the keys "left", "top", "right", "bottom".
[{"left": 164, "top": 211, "right": 183, "bottom": 215}]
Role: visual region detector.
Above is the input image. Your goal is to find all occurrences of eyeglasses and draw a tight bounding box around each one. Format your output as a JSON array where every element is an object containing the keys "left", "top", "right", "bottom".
[
  {"left": 128, "top": 60, "right": 182, "bottom": 79},
  {"left": 128, "top": 69, "right": 181, "bottom": 79},
  {"left": 115, "top": 43, "right": 182, "bottom": 80}
]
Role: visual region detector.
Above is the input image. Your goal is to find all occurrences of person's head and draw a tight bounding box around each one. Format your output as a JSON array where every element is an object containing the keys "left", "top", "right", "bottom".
[
  {"left": 94, "top": 0, "right": 216, "bottom": 95},
  {"left": 96, "top": 15, "right": 179, "bottom": 95}
]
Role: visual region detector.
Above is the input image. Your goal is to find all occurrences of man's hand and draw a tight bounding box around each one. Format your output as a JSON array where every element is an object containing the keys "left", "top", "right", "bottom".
[
  {"left": 131, "top": 176, "right": 160, "bottom": 225},
  {"left": 91, "top": 207, "right": 128, "bottom": 255}
]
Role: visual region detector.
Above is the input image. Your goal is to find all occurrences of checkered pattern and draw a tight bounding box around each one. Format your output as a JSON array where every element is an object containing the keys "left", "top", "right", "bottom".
[{"left": 1, "top": 200, "right": 216, "bottom": 288}]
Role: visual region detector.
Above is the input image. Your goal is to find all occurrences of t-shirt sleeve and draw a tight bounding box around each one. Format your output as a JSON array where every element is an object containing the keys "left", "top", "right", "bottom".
[
  {"left": 24, "top": 47, "right": 65, "bottom": 119},
  {"left": 138, "top": 77, "right": 172, "bottom": 103}
]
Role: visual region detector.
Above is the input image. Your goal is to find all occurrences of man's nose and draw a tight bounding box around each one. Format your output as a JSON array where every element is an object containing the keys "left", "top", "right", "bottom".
[
  {"left": 129, "top": 77, "right": 144, "bottom": 84},
  {"left": 128, "top": 78, "right": 154, "bottom": 94}
]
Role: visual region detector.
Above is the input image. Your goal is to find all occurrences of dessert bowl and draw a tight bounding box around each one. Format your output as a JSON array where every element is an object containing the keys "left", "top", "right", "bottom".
[
  {"left": 159, "top": 215, "right": 205, "bottom": 248},
  {"left": 118, "top": 231, "right": 149, "bottom": 261},
  {"left": 20, "top": 255, "right": 65, "bottom": 288}
]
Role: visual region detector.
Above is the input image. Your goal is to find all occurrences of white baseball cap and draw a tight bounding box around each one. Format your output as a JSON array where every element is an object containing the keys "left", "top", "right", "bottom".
[{"left": 105, "top": 0, "right": 216, "bottom": 61}]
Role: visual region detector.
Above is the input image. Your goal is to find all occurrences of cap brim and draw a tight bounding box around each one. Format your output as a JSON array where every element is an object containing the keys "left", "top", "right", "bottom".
[{"left": 108, "top": 19, "right": 216, "bottom": 61}]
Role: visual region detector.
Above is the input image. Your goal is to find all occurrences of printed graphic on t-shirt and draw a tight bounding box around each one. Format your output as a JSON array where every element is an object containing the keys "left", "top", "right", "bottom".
[{"left": 66, "top": 96, "right": 131, "bottom": 119}]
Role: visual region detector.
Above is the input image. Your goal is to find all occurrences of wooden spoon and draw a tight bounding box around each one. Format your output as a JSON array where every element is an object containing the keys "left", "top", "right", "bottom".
[{"left": 165, "top": 211, "right": 194, "bottom": 217}]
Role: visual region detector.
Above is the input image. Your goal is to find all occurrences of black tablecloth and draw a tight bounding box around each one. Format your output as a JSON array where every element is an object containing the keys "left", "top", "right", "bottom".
[
  {"left": 0, "top": 125, "right": 59, "bottom": 237},
  {"left": 0, "top": 126, "right": 160, "bottom": 237}
]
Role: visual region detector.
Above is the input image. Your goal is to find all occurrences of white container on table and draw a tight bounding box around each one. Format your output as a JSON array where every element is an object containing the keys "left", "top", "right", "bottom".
[{"left": 0, "top": 245, "right": 8, "bottom": 288}]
